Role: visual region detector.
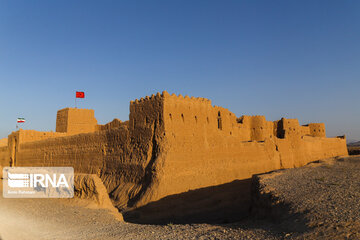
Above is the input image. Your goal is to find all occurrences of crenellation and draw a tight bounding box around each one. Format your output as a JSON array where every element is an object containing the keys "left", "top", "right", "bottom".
[{"left": 162, "top": 90, "right": 170, "bottom": 97}]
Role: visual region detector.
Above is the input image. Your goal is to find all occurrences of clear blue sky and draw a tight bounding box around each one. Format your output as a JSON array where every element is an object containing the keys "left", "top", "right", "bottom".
[{"left": 0, "top": 0, "right": 359, "bottom": 141}]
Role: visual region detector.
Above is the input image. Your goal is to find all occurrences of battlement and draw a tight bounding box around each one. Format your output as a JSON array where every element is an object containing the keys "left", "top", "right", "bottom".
[{"left": 130, "top": 91, "right": 212, "bottom": 106}]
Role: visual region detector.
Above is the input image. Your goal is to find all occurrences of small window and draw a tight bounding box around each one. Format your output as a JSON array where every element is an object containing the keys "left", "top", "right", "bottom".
[
  {"left": 181, "top": 114, "right": 184, "bottom": 122},
  {"left": 195, "top": 116, "right": 197, "bottom": 123},
  {"left": 217, "top": 111, "right": 222, "bottom": 130}
]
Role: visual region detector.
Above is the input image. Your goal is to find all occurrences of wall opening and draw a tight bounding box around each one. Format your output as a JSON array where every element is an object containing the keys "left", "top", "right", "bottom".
[
  {"left": 181, "top": 114, "right": 184, "bottom": 123},
  {"left": 195, "top": 116, "right": 197, "bottom": 123},
  {"left": 217, "top": 111, "right": 222, "bottom": 130},
  {"left": 169, "top": 114, "right": 172, "bottom": 121}
]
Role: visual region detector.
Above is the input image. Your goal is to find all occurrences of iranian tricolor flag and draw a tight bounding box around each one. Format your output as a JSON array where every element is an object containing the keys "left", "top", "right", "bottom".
[{"left": 17, "top": 118, "right": 25, "bottom": 123}]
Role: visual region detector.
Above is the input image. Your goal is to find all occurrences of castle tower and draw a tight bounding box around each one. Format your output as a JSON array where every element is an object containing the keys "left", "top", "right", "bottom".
[{"left": 56, "top": 108, "right": 98, "bottom": 135}]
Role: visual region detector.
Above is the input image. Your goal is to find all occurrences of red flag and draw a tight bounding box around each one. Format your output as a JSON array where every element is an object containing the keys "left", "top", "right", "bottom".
[{"left": 76, "top": 91, "right": 85, "bottom": 98}]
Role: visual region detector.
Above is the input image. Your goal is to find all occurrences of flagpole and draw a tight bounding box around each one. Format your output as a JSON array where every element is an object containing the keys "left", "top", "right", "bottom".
[{"left": 75, "top": 93, "right": 77, "bottom": 109}]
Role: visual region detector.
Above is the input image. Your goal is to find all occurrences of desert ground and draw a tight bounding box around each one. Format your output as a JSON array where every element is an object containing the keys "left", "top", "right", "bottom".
[
  {"left": 348, "top": 141, "right": 360, "bottom": 155},
  {"left": 1, "top": 155, "right": 359, "bottom": 240},
  {"left": 0, "top": 180, "right": 284, "bottom": 240},
  {"left": 348, "top": 146, "right": 360, "bottom": 155}
]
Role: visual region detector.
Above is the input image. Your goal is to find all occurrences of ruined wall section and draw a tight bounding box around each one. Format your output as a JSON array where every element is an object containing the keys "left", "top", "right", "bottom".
[
  {"left": 277, "top": 118, "right": 305, "bottom": 138},
  {"left": 97, "top": 119, "right": 129, "bottom": 131},
  {"left": 307, "top": 123, "right": 326, "bottom": 137},
  {"left": 274, "top": 118, "right": 325, "bottom": 139}
]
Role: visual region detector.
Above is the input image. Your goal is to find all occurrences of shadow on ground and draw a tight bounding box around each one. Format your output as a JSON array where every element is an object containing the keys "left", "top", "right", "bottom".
[
  {"left": 122, "top": 175, "right": 310, "bottom": 236},
  {"left": 123, "top": 179, "right": 252, "bottom": 224}
]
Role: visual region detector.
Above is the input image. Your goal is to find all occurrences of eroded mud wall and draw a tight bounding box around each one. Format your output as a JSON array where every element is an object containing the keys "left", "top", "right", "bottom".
[{"left": 10, "top": 95, "right": 167, "bottom": 210}]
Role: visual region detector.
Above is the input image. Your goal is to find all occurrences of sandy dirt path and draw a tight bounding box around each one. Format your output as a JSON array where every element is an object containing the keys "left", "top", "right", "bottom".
[
  {"left": 0, "top": 184, "right": 122, "bottom": 240},
  {"left": 0, "top": 179, "right": 283, "bottom": 240}
]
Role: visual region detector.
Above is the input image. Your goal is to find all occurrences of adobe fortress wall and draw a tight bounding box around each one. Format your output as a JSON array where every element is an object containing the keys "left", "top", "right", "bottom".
[
  {"left": 0, "top": 91, "right": 348, "bottom": 210},
  {"left": 144, "top": 92, "right": 348, "bottom": 203}
]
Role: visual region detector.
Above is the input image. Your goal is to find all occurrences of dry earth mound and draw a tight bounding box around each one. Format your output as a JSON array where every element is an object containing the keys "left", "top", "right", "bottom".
[
  {"left": 252, "top": 156, "right": 360, "bottom": 239},
  {"left": 74, "top": 174, "right": 123, "bottom": 221}
]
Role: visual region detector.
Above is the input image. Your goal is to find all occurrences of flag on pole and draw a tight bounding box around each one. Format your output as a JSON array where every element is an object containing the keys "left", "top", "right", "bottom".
[
  {"left": 17, "top": 118, "right": 25, "bottom": 123},
  {"left": 76, "top": 91, "right": 85, "bottom": 98}
]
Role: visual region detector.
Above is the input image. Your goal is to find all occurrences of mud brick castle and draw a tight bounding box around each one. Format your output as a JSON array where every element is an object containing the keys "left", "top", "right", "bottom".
[{"left": 0, "top": 91, "right": 348, "bottom": 212}]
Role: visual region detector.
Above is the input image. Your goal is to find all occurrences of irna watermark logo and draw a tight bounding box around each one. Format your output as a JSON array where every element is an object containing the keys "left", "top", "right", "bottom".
[{"left": 3, "top": 167, "right": 74, "bottom": 198}]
